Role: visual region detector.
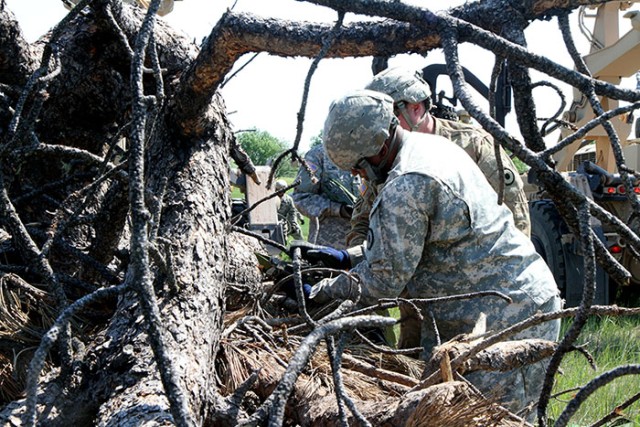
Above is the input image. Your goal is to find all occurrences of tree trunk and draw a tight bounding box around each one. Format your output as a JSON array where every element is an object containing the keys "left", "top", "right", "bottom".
[{"left": 0, "top": 2, "right": 262, "bottom": 425}]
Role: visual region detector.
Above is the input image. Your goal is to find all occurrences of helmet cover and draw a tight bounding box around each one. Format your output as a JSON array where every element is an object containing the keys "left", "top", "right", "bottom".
[
  {"left": 366, "top": 66, "right": 432, "bottom": 108},
  {"left": 323, "top": 90, "right": 397, "bottom": 171}
]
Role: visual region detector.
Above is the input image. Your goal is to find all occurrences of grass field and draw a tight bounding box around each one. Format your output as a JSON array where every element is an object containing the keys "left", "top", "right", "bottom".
[{"left": 547, "top": 315, "right": 640, "bottom": 426}]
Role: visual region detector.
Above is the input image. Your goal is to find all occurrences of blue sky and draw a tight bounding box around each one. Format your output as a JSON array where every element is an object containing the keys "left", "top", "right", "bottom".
[{"left": 5, "top": 0, "right": 637, "bottom": 150}]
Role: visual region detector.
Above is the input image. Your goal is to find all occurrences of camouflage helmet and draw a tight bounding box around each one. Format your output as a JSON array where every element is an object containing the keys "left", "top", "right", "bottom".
[
  {"left": 323, "top": 90, "right": 397, "bottom": 171},
  {"left": 365, "top": 66, "right": 432, "bottom": 109},
  {"left": 275, "top": 179, "right": 287, "bottom": 191}
]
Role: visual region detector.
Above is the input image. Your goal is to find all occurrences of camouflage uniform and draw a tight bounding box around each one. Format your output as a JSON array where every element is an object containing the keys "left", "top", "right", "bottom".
[
  {"left": 277, "top": 193, "right": 303, "bottom": 240},
  {"left": 347, "top": 117, "right": 530, "bottom": 246},
  {"left": 316, "top": 129, "right": 561, "bottom": 415},
  {"left": 291, "top": 145, "right": 361, "bottom": 249}
]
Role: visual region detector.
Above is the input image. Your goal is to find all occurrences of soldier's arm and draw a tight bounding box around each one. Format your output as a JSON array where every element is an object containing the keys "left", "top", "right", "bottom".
[
  {"left": 291, "top": 149, "right": 334, "bottom": 218},
  {"left": 283, "top": 197, "right": 298, "bottom": 225},
  {"left": 315, "top": 175, "right": 430, "bottom": 306},
  {"left": 346, "top": 182, "right": 376, "bottom": 247},
  {"left": 471, "top": 132, "right": 531, "bottom": 236}
]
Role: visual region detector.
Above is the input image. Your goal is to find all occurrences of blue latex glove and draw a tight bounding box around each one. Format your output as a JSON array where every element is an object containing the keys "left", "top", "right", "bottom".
[
  {"left": 307, "top": 247, "right": 350, "bottom": 269},
  {"left": 303, "top": 283, "right": 313, "bottom": 298},
  {"left": 289, "top": 240, "right": 351, "bottom": 270},
  {"left": 281, "top": 280, "right": 313, "bottom": 300}
]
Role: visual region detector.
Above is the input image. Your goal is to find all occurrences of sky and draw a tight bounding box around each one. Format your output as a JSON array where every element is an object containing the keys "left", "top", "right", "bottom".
[{"left": 4, "top": 0, "right": 637, "bottom": 151}]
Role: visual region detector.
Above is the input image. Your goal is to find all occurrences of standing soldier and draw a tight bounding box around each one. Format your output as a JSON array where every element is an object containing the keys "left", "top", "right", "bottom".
[
  {"left": 292, "top": 144, "right": 361, "bottom": 249},
  {"left": 275, "top": 179, "right": 304, "bottom": 241},
  {"left": 347, "top": 66, "right": 530, "bottom": 247}
]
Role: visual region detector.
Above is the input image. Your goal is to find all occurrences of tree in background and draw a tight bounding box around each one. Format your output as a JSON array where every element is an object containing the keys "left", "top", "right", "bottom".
[
  {"left": 309, "top": 131, "right": 323, "bottom": 149},
  {"left": 237, "top": 130, "right": 297, "bottom": 176}
]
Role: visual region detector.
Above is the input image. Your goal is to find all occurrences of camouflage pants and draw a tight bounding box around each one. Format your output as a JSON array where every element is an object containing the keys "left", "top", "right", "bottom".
[
  {"left": 400, "top": 291, "right": 562, "bottom": 419},
  {"left": 464, "top": 294, "right": 562, "bottom": 420}
]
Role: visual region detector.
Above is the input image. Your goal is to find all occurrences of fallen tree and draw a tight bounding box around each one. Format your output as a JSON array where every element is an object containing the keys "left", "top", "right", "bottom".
[{"left": 0, "top": 0, "right": 639, "bottom": 426}]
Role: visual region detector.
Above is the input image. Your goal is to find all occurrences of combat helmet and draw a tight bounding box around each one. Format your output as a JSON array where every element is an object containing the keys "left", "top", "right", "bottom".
[
  {"left": 323, "top": 90, "right": 397, "bottom": 171},
  {"left": 365, "top": 66, "right": 432, "bottom": 110},
  {"left": 275, "top": 179, "right": 287, "bottom": 192}
]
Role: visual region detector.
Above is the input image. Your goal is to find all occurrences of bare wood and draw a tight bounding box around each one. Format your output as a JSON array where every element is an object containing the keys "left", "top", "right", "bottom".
[
  {"left": 423, "top": 339, "right": 558, "bottom": 381},
  {"left": 342, "top": 353, "right": 419, "bottom": 388},
  {"left": 440, "top": 351, "right": 454, "bottom": 382}
]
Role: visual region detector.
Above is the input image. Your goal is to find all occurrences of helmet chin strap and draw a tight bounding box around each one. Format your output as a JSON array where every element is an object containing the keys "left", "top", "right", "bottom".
[{"left": 397, "top": 102, "right": 427, "bottom": 131}]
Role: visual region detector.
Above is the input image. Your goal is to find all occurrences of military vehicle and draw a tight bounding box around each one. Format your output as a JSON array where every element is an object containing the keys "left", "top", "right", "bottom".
[{"left": 423, "top": 2, "right": 640, "bottom": 306}]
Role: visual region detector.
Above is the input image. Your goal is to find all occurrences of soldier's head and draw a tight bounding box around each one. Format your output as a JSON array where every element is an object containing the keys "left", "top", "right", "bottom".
[
  {"left": 365, "top": 67, "right": 433, "bottom": 132},
  {"left": 456, "top": 109, "right": 472, "bottom": 124},
  {"left": 323, "top": 90, "right": 400, "bottom": 185},
  {"left": 274, "top": 179, "right": 287, "bottom": 196}
]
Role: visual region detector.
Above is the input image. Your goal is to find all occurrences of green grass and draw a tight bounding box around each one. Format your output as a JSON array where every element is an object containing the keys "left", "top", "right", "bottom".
[{"left": 547, "top": 315, "right": 640, "bottom": 426}]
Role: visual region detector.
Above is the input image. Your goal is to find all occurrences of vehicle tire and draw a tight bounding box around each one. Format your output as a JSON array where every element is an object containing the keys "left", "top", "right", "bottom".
[{"left": 529, "top": 200, "right": 568, "bottom": 297}]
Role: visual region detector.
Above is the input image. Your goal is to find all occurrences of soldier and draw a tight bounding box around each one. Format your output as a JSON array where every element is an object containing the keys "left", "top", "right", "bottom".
[
  {"left": 346, "top": 66, "right": 530, "bottom": 247},
  {"left": 291, "top": 144, "right": 361, "bottom": 249},
  {"left": 275, "top": 179, "right": 304, "bottom": 241},
  {"left": 300, "top": 90, "right": 561, "bottom": 418},
  {"left": 456, "top": 109, "right": 473, "bottom": 124}
]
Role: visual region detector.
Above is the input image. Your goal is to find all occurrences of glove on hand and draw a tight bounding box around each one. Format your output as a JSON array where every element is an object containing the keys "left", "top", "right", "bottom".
[
  {"left": 289, "top": 240, "right": 351, "bottom": 269},
  {"left": 281, "top": 280, "right": 313, "bottom": 301},
  {"left": 339, "top": 204, "right": 354, "bottom": 219}
]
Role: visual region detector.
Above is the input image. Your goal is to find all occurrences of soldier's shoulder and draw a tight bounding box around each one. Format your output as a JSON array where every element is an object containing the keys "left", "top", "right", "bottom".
[
  {"left": 435, "top": 117, "right": 491, "bottom": 145},
  {"left": 305, "top": 145, "right": 324, "bottom": 158}
]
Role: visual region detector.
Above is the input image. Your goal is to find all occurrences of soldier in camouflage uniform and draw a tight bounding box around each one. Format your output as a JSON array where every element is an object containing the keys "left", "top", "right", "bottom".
[
  {"left": 305, "top": 90, "right": 561, "bottom": 417},
  {"left": 346, "top": 67, "right": 530, "bottom": 247},
  {"left": 291, "top": 144, "right": 361, "bottom": 249},
  {"left": 275, "top": 180, "right": 304, "bottom": 241}
]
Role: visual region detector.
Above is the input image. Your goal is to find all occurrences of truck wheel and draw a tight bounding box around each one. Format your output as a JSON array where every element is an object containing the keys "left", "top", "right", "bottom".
[{"left": 529, "top": 200, "right": 567, "bottom": 297}]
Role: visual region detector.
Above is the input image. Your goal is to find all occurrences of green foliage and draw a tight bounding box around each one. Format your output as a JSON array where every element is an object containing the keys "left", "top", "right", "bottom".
[
  {"left": 547, "top": 315, "right": 640, "bottom": 425},
  {"left": 237, "top": 130, "right": 288, "bottom": 166},
  {"left": 236, "top": 130, "right": 296, "bottom": 177},
  {"left": 310, "top": 131, "right": 323, "bottom": 149},
  {"left": 511, "top": 155, "right": 528, "bottom": 174}
]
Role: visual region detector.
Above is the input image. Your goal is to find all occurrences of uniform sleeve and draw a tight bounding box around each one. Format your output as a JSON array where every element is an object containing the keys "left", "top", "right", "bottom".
[
  {"left": 283, "top": 196, "right": 298, "bottom": 226},
  {"left": 346, "top": 182, "right": 376, "bottom": 247},
  {"left": 291, "top": 148, "right": 334, "bottom": 218},
  {"left": 319, "top": 174, "right": 432, "bottom": 306},
  {"left": 470, "top": 133, "right": 531, "bottom": 236}
]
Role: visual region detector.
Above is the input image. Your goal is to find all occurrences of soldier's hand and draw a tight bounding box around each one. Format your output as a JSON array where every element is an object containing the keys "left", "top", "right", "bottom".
[
  {"left": 290, "top": 240, "right": 351, "bottom": 269},
  {"left": 280, "top": 279, "right": 313, "bottom": 302}
]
